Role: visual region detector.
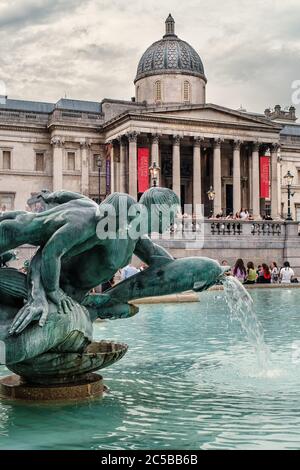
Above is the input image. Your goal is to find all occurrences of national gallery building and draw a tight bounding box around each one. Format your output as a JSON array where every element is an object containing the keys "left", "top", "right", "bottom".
[{"left": 1, "top": 15, "right": 300, "bottom": 221}]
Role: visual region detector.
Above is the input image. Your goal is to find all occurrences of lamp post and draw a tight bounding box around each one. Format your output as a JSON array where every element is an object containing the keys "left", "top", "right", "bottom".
[
  {"left": 207, "top": 186, "right": 215, "bottom": 218},
  {"left": 284, "top": 171, "right": 294, "bottom": 221},
  {"left": 149, "top": 161, "right": 160, "bottom": 187},
  {"left": 97, "top": 156, "right": 102, "bottom": 203}
]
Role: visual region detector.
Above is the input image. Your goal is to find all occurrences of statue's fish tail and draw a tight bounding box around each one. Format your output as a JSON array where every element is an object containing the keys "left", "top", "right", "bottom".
[{"left": 0, "top": 268, "right": 28, "bottom": 300}]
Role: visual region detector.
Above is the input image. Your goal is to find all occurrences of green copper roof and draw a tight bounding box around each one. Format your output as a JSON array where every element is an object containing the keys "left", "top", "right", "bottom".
[{"left": 135, "top": 16, "right": 206, "bottom": 83}]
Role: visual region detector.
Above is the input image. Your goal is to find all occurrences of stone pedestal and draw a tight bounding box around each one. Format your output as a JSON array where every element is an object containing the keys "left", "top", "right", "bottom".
[{"left": 0, "top": 373, "right": 105, "bottom": 401}]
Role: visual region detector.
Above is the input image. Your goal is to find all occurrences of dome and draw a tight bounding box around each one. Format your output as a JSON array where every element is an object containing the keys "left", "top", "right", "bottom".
[{"left": 134, "top": 15, "right": 206, "bottom": 84}]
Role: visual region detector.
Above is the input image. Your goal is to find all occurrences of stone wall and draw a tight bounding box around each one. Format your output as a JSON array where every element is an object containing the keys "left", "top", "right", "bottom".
[{"left": 135, "top": 74, "right": 206, "bottom": 105}]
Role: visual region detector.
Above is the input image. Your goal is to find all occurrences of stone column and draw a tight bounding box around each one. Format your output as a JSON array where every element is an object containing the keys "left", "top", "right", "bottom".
[
  {"left": 172, "top": 135, "right": 181, "bottom": 201},
  {"left": 213, "top": 138, "right": 222, "bottom": 215},
  {"left": 277, "top": 149, "right": 282, "bottom": 216},
  {"left": 119, "top": 136, "right": 126, "bottom": 193},
  {"left": 233, "top": 140, "right": 242, "bottom": 214},
  {"left": 151, "top": 134, "right": 160, "bottom": 186},
  {"left": 115, "top": 153, "right": 120, "bottom": 193},
  {"left": 193, "top": 137, "right": 203, "bottom": 213},
  {"left": 110, "top": 141, "right": 115, "bottom": 194},
  {"left": 80, "top": 139, "right": 90, "bottom": 197},
  {"left": 252, "top": 142, "right": 260, "bottom": 219},
  {"left": 271, "top": 144, "right": 280, "bottom": 219},
  {"left": 51, "top": 137, "right": 64, "bottom": 191},
  {"left": 128, "top": 132, "right": 138, "bottom": 199},
  {"left": 248, "top": 149, "right": 253, "bottom": 213}
]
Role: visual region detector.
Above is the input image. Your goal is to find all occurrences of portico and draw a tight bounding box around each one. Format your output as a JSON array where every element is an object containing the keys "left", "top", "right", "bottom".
[{"left": 103, "top": 104, "right": 282, "bottom": 218}]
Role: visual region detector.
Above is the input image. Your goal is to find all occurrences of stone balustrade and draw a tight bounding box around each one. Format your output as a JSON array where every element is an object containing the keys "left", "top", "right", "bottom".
[
  {"left": 48, "top": 109, "right": 104, "bottom": 126},
  {"left": 154, "top": 220, "right": 300, "bottom": 274},
  {"left": 167, "top": 219, "right": 290, "bottom": 240},
  {"left": 0, "top": 110, "right": 49, "bottom": 125}
]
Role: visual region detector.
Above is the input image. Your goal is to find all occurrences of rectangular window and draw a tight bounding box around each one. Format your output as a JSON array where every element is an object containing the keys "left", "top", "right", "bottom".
[
  {"left": 36, "top": 152, "right": 45, "bottom": 172},
  {"left": 93, "top": 154, "right": 101, "bottom": 172},
  {"left": 298, "top": 170, "right": 300, "bottom": 185},
  {"left": 184, "top": 81, "right": 190, "bottom": 102},
  {"left": 155, "top": 81, "right": 162, "bottom": 102},
  {"left": 67, "top": 152, "right": 76, "bottom": 171},
  {"left": 0, "top": 193, "right": 14, "bottom": 211},
  {"left": 3, "top": 150, "right": 11, "bottom": 170}
]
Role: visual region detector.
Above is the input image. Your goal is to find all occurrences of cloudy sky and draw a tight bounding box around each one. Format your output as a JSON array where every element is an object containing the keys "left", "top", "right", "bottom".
[{"left": 0, "top": 0, "right": 299, "bottom": 115}]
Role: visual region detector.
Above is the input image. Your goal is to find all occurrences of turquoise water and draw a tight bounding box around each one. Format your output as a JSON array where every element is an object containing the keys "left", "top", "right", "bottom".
[{"left": 1, "top": 289, "right": 300, "bottom": 450}]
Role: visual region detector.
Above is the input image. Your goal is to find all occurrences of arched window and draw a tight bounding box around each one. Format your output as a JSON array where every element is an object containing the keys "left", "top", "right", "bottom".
[
  {"left": 136, "top": 85, "right": 140, "bottom": 102},
  {"left": 183, "top": 80, "right": 191, "bottom": 102},
  {"left": 155, "top": 80, "right": 162, "bottom": 102}
]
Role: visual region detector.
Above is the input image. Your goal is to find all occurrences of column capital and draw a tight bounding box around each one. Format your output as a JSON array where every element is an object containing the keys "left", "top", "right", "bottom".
[
  {"left": 252, "top": 141, "right": 260, "bottom": 152},
  {"left": 213, "top": 137, "right": 224, "bottom": 149},
  {"left": 233, "top": 139, "right": 243, "bottom": 150},
  {"left": 127, "top": 131, "right": 139, "bottom": 143},
  {"left": 151, "top": 133, "right": 160, "bottom": 144},
  {"left": 117, "top": 135, "right": 126, "bottom": 145},
  {"left": 194, "top": 136, "right": 205, "bottom": 148},
  {"left": 271, "top": 143, "right": 281, "bottom": 153},
  {"left": 173, "top": 134, "right": 182, "bottom": 145},
  {"left": 79, "top": 138, "right": 91, "bottom": 149},
  {"left": 51, "top": 136, "right": 65, "bottom": 147}
]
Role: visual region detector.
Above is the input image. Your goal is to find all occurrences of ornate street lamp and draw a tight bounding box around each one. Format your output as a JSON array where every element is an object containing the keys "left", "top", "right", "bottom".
[
  {"left": 284, "top": 170, "right": 294, "bottom": 221},
  {"left": 97, "top": 156, "right": 102, "bottom": 203},
  {"left": 207, "top": 186, "right": 215, "bottom": 218},
  {"left": 149, "top": 161, "right": 160, "bottom": 187}
]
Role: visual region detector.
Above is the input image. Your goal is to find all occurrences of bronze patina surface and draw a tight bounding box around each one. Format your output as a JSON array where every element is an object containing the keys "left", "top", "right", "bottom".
[{"left": 0, "top": 188, "right": 227, "bottom": 389}]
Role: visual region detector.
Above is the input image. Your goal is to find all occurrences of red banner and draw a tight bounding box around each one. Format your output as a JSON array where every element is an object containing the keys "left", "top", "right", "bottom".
[
  {"left": 138, "top": 148, "right": 149, "bottom": 193},
  {"left": 260, "top": 156, "right": 270, "bottom": 199}
]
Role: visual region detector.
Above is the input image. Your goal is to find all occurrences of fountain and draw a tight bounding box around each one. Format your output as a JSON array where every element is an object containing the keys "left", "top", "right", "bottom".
[
  {"left": 222, "top": 276, "right": 270, "bottom": 368},
  {"left": 0, "top": 187, "right": 228, "bottom": 400}
]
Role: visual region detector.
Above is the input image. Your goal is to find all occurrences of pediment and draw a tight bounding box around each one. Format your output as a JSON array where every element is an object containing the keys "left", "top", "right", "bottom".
[{"left": 145, "top": 104, "right": 280, "bottom": 129}]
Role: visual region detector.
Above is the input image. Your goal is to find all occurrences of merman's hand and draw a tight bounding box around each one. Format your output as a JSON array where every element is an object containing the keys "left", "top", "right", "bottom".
[
  {"left": 9, "top": 296, "right": 49, "bottom": 336},
  {"left": 47, "top": 289, "right": 75, "bottom": 314}
]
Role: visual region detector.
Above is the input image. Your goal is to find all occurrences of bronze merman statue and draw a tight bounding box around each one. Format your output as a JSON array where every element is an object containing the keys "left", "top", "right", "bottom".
[{"left": 0, "top": 188, "right": 228, "bottom": 386}]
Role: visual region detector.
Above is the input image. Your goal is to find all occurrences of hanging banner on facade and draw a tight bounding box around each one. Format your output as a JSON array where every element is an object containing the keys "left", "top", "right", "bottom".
[
  {"left": 260, "top": 156, "right": 270, "bottom": 199},
  {"left": 105, "top": 143, "right": 112, "bottom": 195},
  {"left": 138, "top": 148, "right": 150, "bottom": 193}
]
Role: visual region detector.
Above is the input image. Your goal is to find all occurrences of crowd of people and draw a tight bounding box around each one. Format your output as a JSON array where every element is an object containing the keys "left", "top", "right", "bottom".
[
  {"left": 228, "top": 258, "right": 297, "bottom": 285},
  {"left": 210, "top": 208, "right": 274, "bottom": 221}
]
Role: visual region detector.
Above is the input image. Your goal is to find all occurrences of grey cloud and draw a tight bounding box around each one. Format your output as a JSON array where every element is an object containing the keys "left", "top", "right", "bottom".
[
  {"left": 0, "top": 0, "right": 299, "bottom": 117},
  {"left": 0, "top": 0, "right": 86, "bottom": 29},
  {"left": 76, "top": 43, "right": 138, "bottom": 61}
]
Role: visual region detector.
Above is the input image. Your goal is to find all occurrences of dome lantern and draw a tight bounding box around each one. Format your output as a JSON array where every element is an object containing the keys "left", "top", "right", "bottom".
[
  {"left": 135, "top": 16, "right": 207, "bottom": 105},
  {"left": 164, "top": 13, "right": 177, "bottom": 38}
]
